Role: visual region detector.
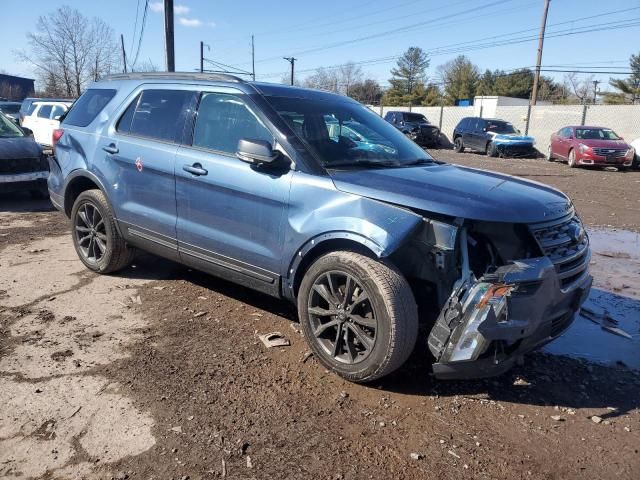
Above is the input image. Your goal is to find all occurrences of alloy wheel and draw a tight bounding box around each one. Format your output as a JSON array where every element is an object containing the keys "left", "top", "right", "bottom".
[
  {"left": 74, "top": 202, "right": 107, "bottom": 264},
  {"left": 307, "top": 271, "right": 377, "bottom": 364}
]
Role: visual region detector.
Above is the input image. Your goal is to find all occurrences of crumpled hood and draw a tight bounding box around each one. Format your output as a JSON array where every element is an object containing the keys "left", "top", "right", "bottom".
[
  {"left": 488, "top": 131, "right": 535, "bottom": 144},
  {"left": 329, "top": 163, "right": 572, "bottom": 223},
  {"left": 0, "top": 137, "right": 42, "bottom": 160}
]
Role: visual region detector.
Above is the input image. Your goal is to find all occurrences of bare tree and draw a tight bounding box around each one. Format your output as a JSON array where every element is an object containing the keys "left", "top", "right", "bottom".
[
  {"left": 303, "top": 68, "right": 339, "bottom": 92},
  {"left": 17, "top": 6, "right": 119, "bottom": 97},
  {"left": 338, "top": 62, "right": 363, "bottom": 96},
  {"left": 564, "top": 72, "right": 595, "bottom": 104}
]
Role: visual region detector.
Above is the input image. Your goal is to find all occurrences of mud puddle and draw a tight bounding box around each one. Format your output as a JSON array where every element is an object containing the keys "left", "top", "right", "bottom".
[{"left": 544, "top": 228, "right": 640, "bottom": 369}]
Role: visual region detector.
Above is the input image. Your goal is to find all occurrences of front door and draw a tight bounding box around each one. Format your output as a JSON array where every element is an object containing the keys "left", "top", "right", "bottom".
[{"left": 175, "top": 90, "right": 292, "bottom": 294}]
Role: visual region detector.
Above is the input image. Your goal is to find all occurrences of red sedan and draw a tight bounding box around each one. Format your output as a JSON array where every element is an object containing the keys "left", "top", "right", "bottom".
[{"left": 548, "top": 126, "right": 634, "bottom": 169}]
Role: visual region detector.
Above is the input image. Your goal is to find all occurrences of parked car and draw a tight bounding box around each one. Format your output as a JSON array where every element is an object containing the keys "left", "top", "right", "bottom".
[
  {"left": 384, "top": 111, "right": 441, "bottom": 147},
  {"left": 453, "top": 117, "right": 536, "bottom": 157},
  {"left": 18, "top": 97, "right": 72, "bottom": 126},
  {"left": 0, "top": 101, "right": 22, "bottom": 125},
  {"left": 22, "top": 100, "right": 72, "bottom": 146},
  {"left": 0, "top": 112, "right": 49, "bottom": 197},
  {"left": 49, "top": 73, "right": 591, "bottom": 383},
  {"left": 548, "top": 126, "right": 635, "bottom": 170}
]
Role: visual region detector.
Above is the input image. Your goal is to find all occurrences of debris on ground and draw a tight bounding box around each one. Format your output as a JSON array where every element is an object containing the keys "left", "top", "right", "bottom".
[
  {"left": 580, "top": 304, "right": 632, "bottom": 339},
  {"left": 591, "top": 416, "right": 603, "bottom": 424},
  {"left": 409, "top": 453, "right": 424, "bottom": 460},
  {"left": 258, "top": 332, "right": 291, "bottom": 348}
]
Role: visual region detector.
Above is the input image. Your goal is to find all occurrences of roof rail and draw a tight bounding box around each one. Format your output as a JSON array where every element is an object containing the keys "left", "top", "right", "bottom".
[{"left": 102, "top": 72, "right": 245, "bottom": 83}]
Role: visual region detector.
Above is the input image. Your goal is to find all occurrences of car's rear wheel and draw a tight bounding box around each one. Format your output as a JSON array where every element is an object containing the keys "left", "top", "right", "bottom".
[
  {"left": 297, "top": 251, "right": 418, "bottom": 383},
  {"left": 568, "top": 149, "right": 577, "bottom": 168},
  {"left": 454, "top": 137, "right": 464, "bottom": 153},
  {"left": 71, "top": 189, "right": 135, "bottom": 273}
]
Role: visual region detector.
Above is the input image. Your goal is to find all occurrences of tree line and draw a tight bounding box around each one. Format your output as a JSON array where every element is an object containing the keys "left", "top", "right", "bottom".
[{"left": 298, "top": 47, "right": 640, "bottom": 107}]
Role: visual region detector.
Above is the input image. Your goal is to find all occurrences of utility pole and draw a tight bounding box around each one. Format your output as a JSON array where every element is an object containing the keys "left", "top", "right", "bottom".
[
  {"left": 251, "top": 35, "right": 255, "bottom": 81},
  {"left": 164, "top": 0, "right": 175, "bottom": 72},
  {"left": 200, "top": 41, "right": 204, "bottom": 73},
  {"left": 530, "top": 0, "right": 551, "bottom": 106},
  {"left": 592, "top": 79, "right": 600, "bottom": 104},
  {"left": 120, "top": 34, "right": 128, "bottom": 73},
  {"left": 283, "top": 57, "right": 296, "bottom": 86}
]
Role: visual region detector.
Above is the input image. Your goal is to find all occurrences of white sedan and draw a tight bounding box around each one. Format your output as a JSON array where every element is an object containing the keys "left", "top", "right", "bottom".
[{"left": 22, "top": 101, "right": 72, "bottom": 146}]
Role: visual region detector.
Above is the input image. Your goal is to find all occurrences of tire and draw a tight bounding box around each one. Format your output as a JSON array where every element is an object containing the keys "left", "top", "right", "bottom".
[
  {"left": 297, "top": 251, "right": 418, "bottom": 383},
  {"left": 486, "top": 141, "right": 498, "bottom": 157},
  {"left": 568, "top": 149, "right": 577, "bottom": 168},
  {"left": 454, "top": 137, "right": 464, "bottom": 153},
  {"left": 70, "top": 189, "right": 135, "bottom": 274},
  {"left": 547, "top": 145, "right": 555, "bottom": 161}
]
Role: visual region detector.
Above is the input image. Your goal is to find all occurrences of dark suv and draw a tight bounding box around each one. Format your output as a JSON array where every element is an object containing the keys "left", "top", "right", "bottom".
[
  {"left": 48, "top": 73, "right": 591, "bottom": 383},
  {"left": 453, "top": 117, "right": 536, "bottom": 157},
  {"left": 384, "top": 111, "right": 440, "bottom": 147}
]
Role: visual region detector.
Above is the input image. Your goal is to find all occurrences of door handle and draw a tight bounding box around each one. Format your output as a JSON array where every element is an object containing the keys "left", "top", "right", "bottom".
[
  {"left": 102, "top": 143, "right": 119, "bottom": 154},
  {"left": 183, "top": 163, "right": 208, "bottom": 176}
]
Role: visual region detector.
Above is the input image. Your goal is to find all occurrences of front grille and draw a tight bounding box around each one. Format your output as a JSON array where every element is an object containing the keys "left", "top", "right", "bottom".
[
  {"left": 0, "top": 157, "right": 48, "bottom": 175},
  {"left": 500, "top": 144, "right": 534, "bottom": 156},
  {"left": 529, "top": 212, "right": 590, "bottom": 290},
  {"left": 419, "top": 126, "right": 438, "bottom": 139},
  {"left": 592, "top": 147, "right": 626, "bottom": 157}
]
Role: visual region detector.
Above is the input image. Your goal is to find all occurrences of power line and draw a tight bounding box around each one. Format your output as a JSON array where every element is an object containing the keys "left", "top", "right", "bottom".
[
  {"left": 129, "top": 0, "right": 142, "bottom": 56},
  {"left": 130, "top": 0, "right": 150, "bottom": 68},
  {"left": 255, "top": 14, "right": 640, "bottom": 81}
]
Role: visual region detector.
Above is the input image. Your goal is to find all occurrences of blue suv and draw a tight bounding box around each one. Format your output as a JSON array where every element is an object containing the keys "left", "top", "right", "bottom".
[{"left": 49, "top": 73, "right": 592, "bottom": 382}]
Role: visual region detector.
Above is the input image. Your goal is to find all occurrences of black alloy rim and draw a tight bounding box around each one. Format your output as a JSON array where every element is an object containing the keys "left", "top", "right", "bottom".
[{"left": 307, "top": 271, "right": 377, "bottom": 364}]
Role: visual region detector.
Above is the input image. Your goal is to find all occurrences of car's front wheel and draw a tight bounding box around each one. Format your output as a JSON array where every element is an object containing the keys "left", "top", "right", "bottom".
[
  {"left": 486, "top": 141, "right": 498, "bottom": 157},
  {"left": 71, "top": 189, "right": 135, "bottom": 273},
  {"left": 297, "top": 251, "right": 418, "bottom": 383}
]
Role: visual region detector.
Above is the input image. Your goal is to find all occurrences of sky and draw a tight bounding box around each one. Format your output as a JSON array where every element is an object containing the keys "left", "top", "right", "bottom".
[{"left": 2, "top": 0, "right": 640, "bottom": 91}]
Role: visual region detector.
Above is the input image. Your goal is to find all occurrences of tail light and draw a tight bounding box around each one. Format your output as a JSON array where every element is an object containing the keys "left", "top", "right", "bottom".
[{"left": 52, "top": 128, "right": 64, "bottom": 147}]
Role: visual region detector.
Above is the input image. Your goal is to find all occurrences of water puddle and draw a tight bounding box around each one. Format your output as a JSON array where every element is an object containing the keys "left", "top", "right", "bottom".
[{"left": 543, "top": 228, "right": 640, "bottom": 370}]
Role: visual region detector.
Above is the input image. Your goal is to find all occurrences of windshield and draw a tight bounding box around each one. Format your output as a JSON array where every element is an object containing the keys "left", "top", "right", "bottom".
[
  {"left": 0, "top": 113, "right": 24, "bottom": 138},
  {"left": 265, "top": 96, "right": 433, "bottom": 168},
  {"left": 0, "top": 104, "right": 20, "bottom": 114},
  {"left": 486, "top": 121, "right": 517, "bottom": 134},
  {"left": 405, "top": 113, "right": 428, "bottom": 123},
  {"left": 576, "top": 128, "right": 621, "bottom": 140}
]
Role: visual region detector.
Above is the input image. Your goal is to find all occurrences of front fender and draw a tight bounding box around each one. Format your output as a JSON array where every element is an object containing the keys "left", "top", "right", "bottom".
[{"left": 282, "top": 171, "right": 423, "bottom": 295}]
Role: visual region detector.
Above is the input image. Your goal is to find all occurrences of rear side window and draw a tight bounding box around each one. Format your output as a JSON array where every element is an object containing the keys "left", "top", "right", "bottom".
[
  {"left": 64, "top": 89, "right": 116, "bottom": 127},
  {"left": 50, "top": 105, "right": 66, "bottom": 119},
  {"left": 192, "top": 92, "right": 272, "bottom": 154},
  {"left": 37, "top": 105, "right": 52, "bottom": 118},
  {"left": 117, "top": 89, "right": 195, "bottom": 143},
  {"left": 458, "top": 118, "right": 469, "bottom": 130}
]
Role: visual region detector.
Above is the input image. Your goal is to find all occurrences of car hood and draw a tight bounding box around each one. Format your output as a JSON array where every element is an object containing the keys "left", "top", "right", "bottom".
[
  {"left": 329, "top": 163, "right": 572, "bottom": 223},
  {"left": 577, "top": 139, "right": 630, "bottom": 149},
  {"left": 406, "top": 121, "right": 438, "bottom": 130},
  {"left": 0, "top": 137, "right": 42, "bottom": 160},
  {"left": 487, "top": 131, "right": 534, "bottom": 144}
]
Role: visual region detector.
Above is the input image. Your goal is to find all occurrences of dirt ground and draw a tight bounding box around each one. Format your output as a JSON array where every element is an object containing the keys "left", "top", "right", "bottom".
[{"left": 1, "top": 153, "right": 639, "bottom": 480}]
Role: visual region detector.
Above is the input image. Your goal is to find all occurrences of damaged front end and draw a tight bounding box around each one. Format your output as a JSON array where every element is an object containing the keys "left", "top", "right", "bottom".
[{"left": 394, "top": 212, "right": 593, "bottom": 380}]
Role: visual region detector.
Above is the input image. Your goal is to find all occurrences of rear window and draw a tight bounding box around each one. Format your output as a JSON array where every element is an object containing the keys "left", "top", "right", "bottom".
[{"left": 63, "top": 89, "right": 116, "bottom": 127}]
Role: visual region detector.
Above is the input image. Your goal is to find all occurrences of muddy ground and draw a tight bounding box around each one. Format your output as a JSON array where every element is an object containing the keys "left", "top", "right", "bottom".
[{"left": 1, "top": 153, "right": 639, "bottom": 480}]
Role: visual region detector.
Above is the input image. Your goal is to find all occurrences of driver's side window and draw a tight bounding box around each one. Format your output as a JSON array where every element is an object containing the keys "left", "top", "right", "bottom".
[{"left": 193, "top": 92, "right": 273, "bottom": 155}]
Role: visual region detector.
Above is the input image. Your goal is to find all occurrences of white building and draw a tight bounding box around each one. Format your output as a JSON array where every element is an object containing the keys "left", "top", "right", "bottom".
[{"left": 473, "top": 95, "right": 551, "bottom": 118}]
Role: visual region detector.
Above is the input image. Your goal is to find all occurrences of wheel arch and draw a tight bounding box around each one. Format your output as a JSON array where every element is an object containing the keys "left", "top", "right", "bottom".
[
  {"left": 284, "top": 232, "right": 384, "bottom": 301},
  {"left": 63, "top": 170, "right": 110, "bottom": 217}
]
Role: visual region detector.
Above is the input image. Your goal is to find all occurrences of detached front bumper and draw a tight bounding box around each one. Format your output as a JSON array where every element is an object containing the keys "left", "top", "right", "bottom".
[{"left": 429, "top": 255, "right": 592, "bottom": 380}]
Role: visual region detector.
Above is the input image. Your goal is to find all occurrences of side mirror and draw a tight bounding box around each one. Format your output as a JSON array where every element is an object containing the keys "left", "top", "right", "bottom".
[
  {"left": 236, "top": 138, "right": 281, "bottom": 165},
  {"left": 20, "top": 126, "right": 33, "bottom": 137}
]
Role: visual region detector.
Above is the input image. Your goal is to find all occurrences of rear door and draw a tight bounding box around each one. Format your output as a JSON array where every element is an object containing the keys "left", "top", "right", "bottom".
[
  {"left": 104, "top": 86, "right": 196, "bottom": 258},
  {"left": 462, "top": 118, "right": 478, "bottom": 149},
  {"left": 174, "top": 88, "right": 292, "bottom": 294}
]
